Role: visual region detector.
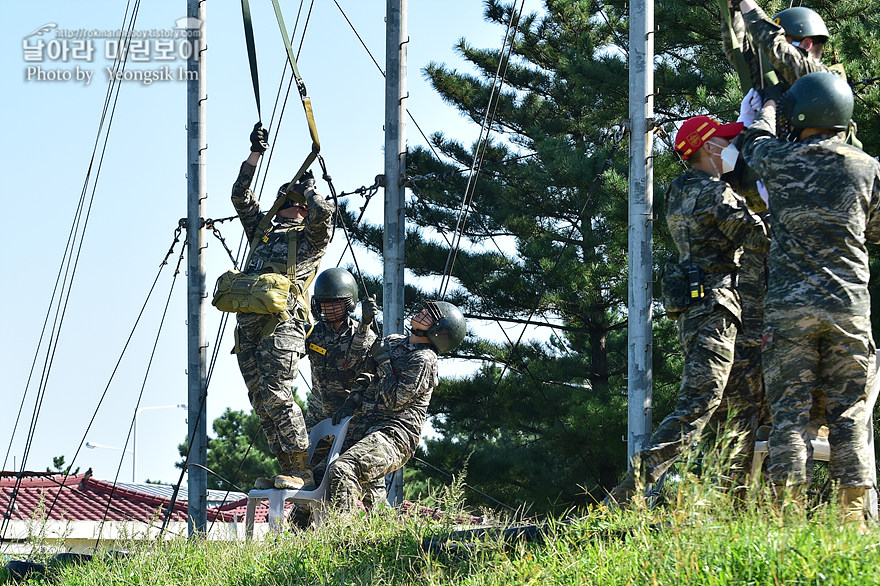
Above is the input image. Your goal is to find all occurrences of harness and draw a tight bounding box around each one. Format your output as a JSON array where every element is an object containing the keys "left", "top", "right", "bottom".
[{"left": 244, "top": 216, "right": 317, "bottom": 341}]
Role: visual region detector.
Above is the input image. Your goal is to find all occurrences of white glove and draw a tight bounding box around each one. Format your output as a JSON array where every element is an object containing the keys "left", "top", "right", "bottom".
[
  {"left": 757, "top": 180, "right": 769, "bottom": 206},
  {"left": 737, "top": 88, "right": 762, "bottom": 128}
]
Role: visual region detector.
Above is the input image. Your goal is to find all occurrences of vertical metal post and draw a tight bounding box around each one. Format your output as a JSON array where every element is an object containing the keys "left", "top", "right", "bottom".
[
  {"left": 132, "top": 414, "right": 137, "bottom": 483},
  {"left": 384, "top": 0, "right": 407, "bottom": 505},
  {"left": 627, "top": 0, "right": 654, "bottom": 463},
  {"left": 186, "top": 0, "right": 208, "bottom": 536}
]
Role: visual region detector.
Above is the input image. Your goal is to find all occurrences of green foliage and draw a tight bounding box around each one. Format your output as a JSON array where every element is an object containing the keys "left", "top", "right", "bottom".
[
  {"left": 343, "top": 0, "right": 739, "bottom": 513},
  {"left": 177, "top": 408, "right": 279, "bottom": 491},
  {"left": 340, "top": 0, "right": 880, "bottom": 515},
  {"left": 46, "top": 455, "right": 79, "bottom": 476}
]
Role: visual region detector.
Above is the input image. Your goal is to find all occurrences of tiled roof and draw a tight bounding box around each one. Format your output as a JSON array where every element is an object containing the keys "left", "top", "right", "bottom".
[
  {"left": 110, "top": 481, "right": 247, "bottom": 508},
  {"left": 0, "top": 470, "right": 261, "bottom": 523}
]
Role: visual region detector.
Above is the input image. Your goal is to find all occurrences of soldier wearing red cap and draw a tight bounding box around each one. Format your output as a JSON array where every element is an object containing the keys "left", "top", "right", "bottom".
[{"left": 605, "top": 115, "right": 770, "bottom": 507}]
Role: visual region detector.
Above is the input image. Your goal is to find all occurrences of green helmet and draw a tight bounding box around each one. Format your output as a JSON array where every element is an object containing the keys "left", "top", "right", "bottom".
[
  {"left": 313, "top": 268, "right": 358, "bottom": 314},
  {"left": 773, "top": 7, "right": 829, "bottom": 43},
  {"left": 421, "top": 301, "right": 466, "bottom": 354},
  {"left": 778, "top": 72, "right": 853, "bottom": 138}
]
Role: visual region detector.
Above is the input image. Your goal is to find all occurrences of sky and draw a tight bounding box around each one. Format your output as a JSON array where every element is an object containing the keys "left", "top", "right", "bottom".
[{"left": 0, "top": 1, "right": 546, "bottom": 488}]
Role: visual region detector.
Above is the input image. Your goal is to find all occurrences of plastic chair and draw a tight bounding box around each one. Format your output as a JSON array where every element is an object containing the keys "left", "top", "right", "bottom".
[
  {"left": 245, "top": 416, "right": 350, "bottom": 537},
  {"left": 751, "top": 350, "right": 880, "bottom": 516}
]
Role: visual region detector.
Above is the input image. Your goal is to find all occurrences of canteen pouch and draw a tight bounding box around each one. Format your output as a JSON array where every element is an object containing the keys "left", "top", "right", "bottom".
[
  {"left": 211, "top": 270, "right": 291, "bottom": 314},
  {"left": 660, "top": 259, "right": 690, "bottom": 319}
]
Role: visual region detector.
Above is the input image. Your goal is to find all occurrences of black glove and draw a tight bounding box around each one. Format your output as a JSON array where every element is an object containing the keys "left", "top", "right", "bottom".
[
  {"left": 371, "top": 339, "right": 391, "bottom": 365},
  {"left": 758, "top": 82, "right": 784, "bottom": 106},
  {"left": 288, "top": 169, "right": 316, "bottom": 204},
  {"left": 332, "top": 403, "right": 355, "bottom": 425},
  {"left": 361, "top": 296, "right": 378, "bottom": 326},
  {"left": 249, "top": 122, "right": 269, "bottom": 153}
]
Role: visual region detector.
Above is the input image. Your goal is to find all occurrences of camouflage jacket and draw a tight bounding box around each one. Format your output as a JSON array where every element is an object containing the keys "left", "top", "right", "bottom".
[
  {"left": 343, "top": 334, "right": 439, "bottom": 455},
  {"left": 666, "top": 168, "right": 770, "bottom": 321},
  {"left": 740, "top": 107, "right": 880, "bottom": 313},
  {"left": 742, "top": 6, "right": 834, "bottom": 87},
  {"left": 231, "top": 162, "right": 335, "bottom": 345},
  {"left": 305, "top": 316, "right": 377, "bottom": 428}
]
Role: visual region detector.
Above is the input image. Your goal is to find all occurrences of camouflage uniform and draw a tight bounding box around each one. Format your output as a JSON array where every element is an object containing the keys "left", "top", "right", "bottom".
[
  {"left": 711, "top": 158, "right": 771, "bottom": 476},
  {"left": 328, "top": 334, "right": 439, "bottom": 512},
  {"left": 305, "top": 316, "right": 376, "bottom": 485},
  {"left": 305, "top": 317, "right": 377, "bottom": 427},
  {"left": 609, "top": 168, "right": 769, "bottom": 501},
  {"left": 740, "top": 108, "right": 880, "bottom": 489},
  {"left": 741, "top": 6, "right": 834, "bottom": 87},
  {"left": 231, "top": 161, "right": 335, "bottom": 457}
]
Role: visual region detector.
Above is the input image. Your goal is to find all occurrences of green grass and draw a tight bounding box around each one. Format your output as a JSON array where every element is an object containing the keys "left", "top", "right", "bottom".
[{"left": 3, "top": 474, "right": 879, "bottom": 585}]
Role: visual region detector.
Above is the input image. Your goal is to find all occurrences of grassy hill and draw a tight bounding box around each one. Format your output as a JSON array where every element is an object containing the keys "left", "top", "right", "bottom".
[{"left": 3, "top": 472, "right": 879, "bottom": 585}]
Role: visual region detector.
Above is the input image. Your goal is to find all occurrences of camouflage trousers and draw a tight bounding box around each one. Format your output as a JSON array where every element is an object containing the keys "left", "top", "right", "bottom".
[
  {"left": 709, "top": 337, "right": 764, "bottom": 478},
  {"left": 631, "top": 306, "right": 738, "bottom": 484},
  {"left": 328, "top": 429, "right": 407, "bottom": 513},
  {"left": 235, "top": 317, "right": 309, "bottom": 455},
  {"left": 763, "top": 307, "right": 874, "bottom": 488}
]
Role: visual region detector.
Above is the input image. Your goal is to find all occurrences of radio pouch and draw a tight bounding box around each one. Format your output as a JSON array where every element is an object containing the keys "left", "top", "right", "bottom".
[
  {"left": 660, "top": 257, "right": 690, "bottom": 319},
  {"left": 686, "top": 263, "right": 705, "bottom": 302}
]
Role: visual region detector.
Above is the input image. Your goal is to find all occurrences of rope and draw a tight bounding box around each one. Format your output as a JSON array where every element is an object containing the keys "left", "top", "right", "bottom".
[
  {"left": 410, "top": 456, "right": 518, "bottom": 513},
  {"left": 330, "top": 0, "right": 445, "bottom": 163}
]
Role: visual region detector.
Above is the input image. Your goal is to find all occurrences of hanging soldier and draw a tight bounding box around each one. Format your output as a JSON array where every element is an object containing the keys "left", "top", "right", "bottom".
[{"left": 230, "top": 122, "right": 336, "bottom": 491}]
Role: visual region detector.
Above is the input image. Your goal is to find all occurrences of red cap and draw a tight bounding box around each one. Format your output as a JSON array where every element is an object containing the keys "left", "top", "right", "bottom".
[{"left": 674, "top": 116, "right": 743, "bottom": 160}]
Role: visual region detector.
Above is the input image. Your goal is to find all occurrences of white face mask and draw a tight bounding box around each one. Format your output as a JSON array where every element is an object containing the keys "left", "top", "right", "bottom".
[
  {"left": 704, "top": 139, "right": 737, "bottom": 176},
  {"left": 719, "top": 143, "right": 739, "bottom": 175}
]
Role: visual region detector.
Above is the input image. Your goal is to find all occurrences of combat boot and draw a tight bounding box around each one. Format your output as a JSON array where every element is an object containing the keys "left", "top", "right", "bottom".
[
  {"left": 839, "top": 486, "right": 868, "bottom": 534},
  {"left": 603, "top": 470, "right": 637, "bottom": 509},
  {"left": 275, "top": 451, "right": 315, "bottom": 490},
  {"left": 253, "top": 475, "right": 275, "bottom": 490}
]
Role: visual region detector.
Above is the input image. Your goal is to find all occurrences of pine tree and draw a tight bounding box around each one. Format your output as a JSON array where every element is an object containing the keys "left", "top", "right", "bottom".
[{"left": 344, "top": 0, "right": 880, "bottom": 513}]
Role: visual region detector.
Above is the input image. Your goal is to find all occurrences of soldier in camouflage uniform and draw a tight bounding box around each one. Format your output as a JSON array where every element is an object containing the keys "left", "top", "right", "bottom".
[
  {"left": 327, "top": 301, "right": 466, "bottom": 514},
  {"left": 305, "top": 268, "right": 377, "bottom": 479},
  {"left": 715, "top": 2, "right": 841, "bottom": 472},
  {"left": 606, "top": 115, "right": 770, "bottom": 506},
  {"left": 231, "top": 122, "right": 335, "bottom": 491},
  {"left": 733, "top": 1, "right": 861, "bottom": 149},
  {"left": 740, "top": 72, "right": 880, "bottom": 524},
  {"left": 728, "top": 1, "right": 834, "bottom": 88},
  {"left": 707, "top": 92, "right": 771, "bottom": 481}
]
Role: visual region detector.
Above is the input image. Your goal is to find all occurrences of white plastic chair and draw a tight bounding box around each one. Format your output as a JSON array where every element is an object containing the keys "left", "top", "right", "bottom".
[
  {"left": 245, "top": 416, "right": 350, "bottom": 536},
  {"left": 752, "top": 350, "right": 880, "bottom": 517}
]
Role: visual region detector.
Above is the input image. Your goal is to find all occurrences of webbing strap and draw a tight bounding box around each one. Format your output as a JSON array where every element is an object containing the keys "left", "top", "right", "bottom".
[
  {"left": 270, "top": 0, "right": 321, "bottom": 189},
  {"left": 240, "top": 0, "right": 262, "bottom": 119},
  {"left": 720, "top": 0, "right": 752, "bottom": 93}
]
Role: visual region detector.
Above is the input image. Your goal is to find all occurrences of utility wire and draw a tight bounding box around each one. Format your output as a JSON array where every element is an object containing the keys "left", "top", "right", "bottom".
[
  {"left": 38, "top": 226, "right": 184, "bottom": 527},
  {"left": 92, "top": 234, "right": 188, "bottom": 549},
  {"left": 1, "top": 0, "right": 143, "bottom": 546},
  {"left": 439, "top": 0, "right": 526, "bottom": 298}
]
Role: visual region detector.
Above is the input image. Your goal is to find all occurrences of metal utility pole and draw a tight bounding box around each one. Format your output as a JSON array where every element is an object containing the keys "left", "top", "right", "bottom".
[
  {"left": 383, "top": 0, "right": 407, "bottom": 505},
  {"left": 185, "top": 0, "right": 208, "bottom": 536},
  {"left": 626, "top": 0, "right": 655, "bottom": 463}
]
